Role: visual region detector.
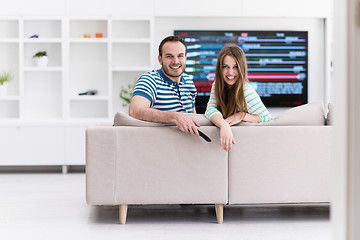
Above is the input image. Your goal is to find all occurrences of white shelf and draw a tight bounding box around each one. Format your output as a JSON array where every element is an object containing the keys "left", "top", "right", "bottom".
[
  {"left": 70, "top": 96, "right": 109, "bottom": 101},
  {"left": 112, "top": 66, "right": 151, "bottom": 72},
  {"left": 0, "top": 16, "right": 155, "bottom": 166},
  {"left": 112, "top": 42, "right": 150, "bottom": 67},
  {"left": 0, "top": 16, "right": 153, "bottom": 165},
  {"left": 0, "top": 96, "right": 20, "bottom": 101},
  {"left": 24, "top": 67, "right": 63, "bottom": 72},
  {"left": 24, "top": 42, "right": 62, "bottom": 67},
  {"left": 69, "top": 19, "right": 108, "bottom": 40},
  {"left": 0, "top": 39, "right": 19, "bottom": 43},
  {"left": 24, "top": 38, "right": 62, "bottom": 43},
  {"left": 112, "top": 19, "right": 150, "bottom": 39},
  {"left": 69, "top": 38, "right": 108, "bottom": 43},
  {"left": 0, "top": 118, "right": 112, "bottom": 127},
  {"left": 23, "top": 19, "right": 61, "bottom": 39},
  {"left": 112, "top": 38, "right": 151, "bottom": 43},
  {"left": 0, "top": 16, "right": 153, "bottom": 166},
  {"left": 0, "top": 19, "right": 18, "bottom": 39}
]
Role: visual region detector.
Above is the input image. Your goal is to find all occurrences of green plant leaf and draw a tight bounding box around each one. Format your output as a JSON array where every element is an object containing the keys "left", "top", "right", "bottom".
[
  {"left": 0, "top": 71, "right": 14, "bottom": 85},
  {"left": 33, "top": 51, "right": 47, "bottom": 58},
  {"left": 119, "top": 81, "right": 136, "bottom": 106}
]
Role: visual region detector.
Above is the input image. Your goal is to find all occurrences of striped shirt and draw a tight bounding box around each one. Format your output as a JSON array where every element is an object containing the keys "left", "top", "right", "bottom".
[
  {"left": 204, "top": 81, "right": 272, "bottom": 123},
  {"left": 132, "top": 69, "right": 197, "bottom": 113}
]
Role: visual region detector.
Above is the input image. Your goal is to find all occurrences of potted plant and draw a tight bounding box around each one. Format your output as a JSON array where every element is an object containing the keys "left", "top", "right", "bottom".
[
  {"left": 0, "top": 71, "right": 14, "bottom": 97},
  {"left": 120, "top": 82, "right": 136, "bottom": 107},
  {"left": 33, "top": 51, "right": 48, "bottom": 68}
]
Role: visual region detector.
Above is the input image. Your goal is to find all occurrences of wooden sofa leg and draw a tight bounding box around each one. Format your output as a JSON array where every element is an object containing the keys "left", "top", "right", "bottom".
[
  {"left": 215, "top": 204, "right": 223, "bottom": 224},
  {"left": 119, "top": 204, "right": 128, "bottom": 224}
]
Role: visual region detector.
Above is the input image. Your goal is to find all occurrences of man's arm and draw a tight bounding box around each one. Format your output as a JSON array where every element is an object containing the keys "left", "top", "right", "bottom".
[{"left": 129, "top": 95, "right": 200, "bottom": 136}]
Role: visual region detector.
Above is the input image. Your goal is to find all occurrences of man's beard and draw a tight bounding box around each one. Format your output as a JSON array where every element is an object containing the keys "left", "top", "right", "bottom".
[{"left": 161, "top": 63, "right": 185, "bottom": 78}]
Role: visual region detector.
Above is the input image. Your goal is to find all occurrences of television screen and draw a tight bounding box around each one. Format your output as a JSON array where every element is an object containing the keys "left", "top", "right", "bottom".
[{"left": 174, "top": 30, "right": 308, "bottom": 113}]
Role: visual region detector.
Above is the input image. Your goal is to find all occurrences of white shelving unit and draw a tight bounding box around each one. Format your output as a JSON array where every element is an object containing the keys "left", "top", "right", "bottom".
[
  {"left": 21, "top": 17, "right": 63, "bottom": 120},
  {"left": 111, "top": 17, "right": 153, "bottom": 113},
  {"left": 68, "top": 18, "right": 109, "bottom": 120},
  {"left": 0, "top": 18, "right": 20, "bottom": 119},
  {"left": 0, "top": 16, "right": 154, "bottom": 167}
]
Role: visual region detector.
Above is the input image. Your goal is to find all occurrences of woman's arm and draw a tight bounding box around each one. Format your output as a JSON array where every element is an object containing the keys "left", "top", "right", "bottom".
[
  {"left": 244, "top": 83, "right": 272, "bottom": 123},
  {"left": 224, "top": 83, "right": 271, "bottom": 124},
  {"left": 242, "top": 112, "right": 260, "bottom": 123},
  {"left": 209, "top": 113, "right": 236, "bottom": 151},
  {"left": 204, "top": 82, "right": 236, "bottom": 151},
  {"left": 224, "top": 111, "right": 252, "bottom": 125},
  {"left": 204, "top": 82, "right": 222, "bottom": 120}
]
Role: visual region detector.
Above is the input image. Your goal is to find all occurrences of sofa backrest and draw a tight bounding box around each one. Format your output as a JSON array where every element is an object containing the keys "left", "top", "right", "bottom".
[
  {"left": 113, "top": 112, "right": 213, "bottom": 127},
  {"left": 238, "top": 101, "right": 326, "bottom": 126},
  {"left": 113, "top": 101, "right": 326, "bottom": 127}
]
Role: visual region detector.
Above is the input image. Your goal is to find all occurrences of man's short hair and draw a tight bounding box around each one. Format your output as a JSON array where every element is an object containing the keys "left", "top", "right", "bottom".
[{"left": 158, "top": 36, "right": 187, "bottom": 57}]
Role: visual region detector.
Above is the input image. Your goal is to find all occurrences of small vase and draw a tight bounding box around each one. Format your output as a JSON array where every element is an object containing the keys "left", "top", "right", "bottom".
[
  {"left": 0, "top": 83, "right": 8, "bottom": 97},
  {"left": 35, "top": 56, "right": 48, "bottom": 68}
]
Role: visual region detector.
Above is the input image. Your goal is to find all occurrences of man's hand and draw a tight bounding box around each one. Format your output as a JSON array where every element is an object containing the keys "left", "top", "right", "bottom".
[
  {"left": 173, "top": 112, "right": 200, "bottom": 137},
  {"left": 130, "top": 95, "right": 200, "bottom": 136}
]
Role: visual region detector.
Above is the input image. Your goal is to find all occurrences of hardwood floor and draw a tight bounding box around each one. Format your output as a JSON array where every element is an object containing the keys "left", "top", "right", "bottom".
[{"left": 0, "top": 172, "right": 331, "bottom": 240}]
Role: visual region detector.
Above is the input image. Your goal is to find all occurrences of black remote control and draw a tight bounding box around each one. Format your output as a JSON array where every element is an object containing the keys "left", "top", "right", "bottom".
[{"left": 198, "top": 129, "right": 211, "bottom": 142}]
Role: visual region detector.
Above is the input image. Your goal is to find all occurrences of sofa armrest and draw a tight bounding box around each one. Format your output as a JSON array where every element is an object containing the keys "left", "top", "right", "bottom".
[{"left": 86, "top": 126, "right": 117, "bottom": 205}]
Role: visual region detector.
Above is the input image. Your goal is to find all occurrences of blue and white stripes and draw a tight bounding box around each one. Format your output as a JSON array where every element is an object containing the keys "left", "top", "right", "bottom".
[
  {"left": 204, "top": 82, "right": 272, "bottom": 123},
  {"left": 132, "top": 69, "right": 197, "bottom": 113}
]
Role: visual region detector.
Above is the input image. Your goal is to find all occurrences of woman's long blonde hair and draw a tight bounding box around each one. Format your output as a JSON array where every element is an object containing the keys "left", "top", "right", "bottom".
[{"left": 215, "top": 45, "right": 249, "bottom": 118}]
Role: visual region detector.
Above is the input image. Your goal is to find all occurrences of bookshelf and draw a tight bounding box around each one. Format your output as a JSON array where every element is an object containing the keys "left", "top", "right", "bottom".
[{"left": 0, "top": 16, "right": 154, "bottom": 167}]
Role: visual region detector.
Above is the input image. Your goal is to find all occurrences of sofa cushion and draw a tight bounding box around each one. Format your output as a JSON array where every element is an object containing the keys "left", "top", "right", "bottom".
[
  {"left": 113, "top": 111, "right": 213, "bottom": 127},
  {"left": 327, "top": 103, "right": 333, "bottom": 125},
  {"left": 238, "top": 101, "right": 325, "bottom": 126}
]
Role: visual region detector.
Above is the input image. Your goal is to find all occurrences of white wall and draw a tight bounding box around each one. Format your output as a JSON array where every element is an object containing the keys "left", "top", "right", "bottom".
[
  {"left": 0, "top": 0, "right": 154, "bottom": 16},
  {"left": 0, "top": 0, "right": 330, "bottom": 17},
  {"left": 154, "top": 0, "right": 330, "bottom": 18}
]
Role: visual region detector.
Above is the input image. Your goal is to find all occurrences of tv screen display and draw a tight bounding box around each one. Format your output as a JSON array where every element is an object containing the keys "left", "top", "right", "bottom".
[{"left": 174, "top": 30, "right": 308, "bottom": 113}]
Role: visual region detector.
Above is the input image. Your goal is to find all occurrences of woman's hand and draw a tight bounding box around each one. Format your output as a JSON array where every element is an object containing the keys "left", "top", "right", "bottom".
[
  {"left": 219, "top": 124, "right": 236, "bottom": 151},
  {"left": 208, "top": 113, "right": 236, "bottom": 151},
  {"left": 225, "top": 112, "right": 246, "bottom": 126}
]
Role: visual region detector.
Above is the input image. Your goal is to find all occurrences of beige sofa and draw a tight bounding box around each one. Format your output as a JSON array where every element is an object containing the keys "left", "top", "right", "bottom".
[{"left": 86, "top": 102, "right": 332, "bottom": 224}]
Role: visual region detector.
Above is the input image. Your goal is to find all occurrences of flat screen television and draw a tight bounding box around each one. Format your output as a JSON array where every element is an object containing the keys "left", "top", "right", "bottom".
[{"left": 174, "top": 30, "right": 308, "bottom": 113}]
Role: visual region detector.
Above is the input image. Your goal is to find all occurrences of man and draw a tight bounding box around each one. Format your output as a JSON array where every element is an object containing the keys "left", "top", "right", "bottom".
[{"left": 129, "top": 36, "right": 200, "bottom": 137}]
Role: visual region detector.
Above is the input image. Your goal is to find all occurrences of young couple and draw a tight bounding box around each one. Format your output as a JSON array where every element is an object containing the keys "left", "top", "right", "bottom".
[{"left": 129, "top": 36, "right": 272, "bottom": 151}]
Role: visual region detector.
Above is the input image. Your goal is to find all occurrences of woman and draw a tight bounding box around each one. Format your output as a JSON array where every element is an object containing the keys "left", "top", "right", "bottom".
[{"left": 205, "top": 45, "right": 272, "bottom": 151}]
